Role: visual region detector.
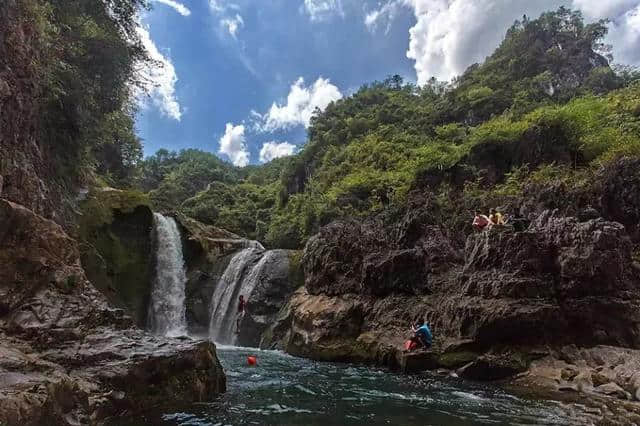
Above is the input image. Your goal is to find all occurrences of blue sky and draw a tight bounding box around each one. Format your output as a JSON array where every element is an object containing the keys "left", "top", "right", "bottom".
[{"left": 136, "top": 0, "right": 640, "bottom": 165}]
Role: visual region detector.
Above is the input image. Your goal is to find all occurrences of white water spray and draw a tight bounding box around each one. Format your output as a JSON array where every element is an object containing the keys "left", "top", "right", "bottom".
[
  {"left": 147, "top": 213, "right": 188, "bottom": 337},
  {"left": 208, "top": 242, "right": 267, "bottom": 345}
]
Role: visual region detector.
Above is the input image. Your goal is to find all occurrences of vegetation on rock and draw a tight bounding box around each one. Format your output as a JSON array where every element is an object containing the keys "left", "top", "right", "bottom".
[{"left": 139, "top": 8, "right": 639, "bottom": 250}]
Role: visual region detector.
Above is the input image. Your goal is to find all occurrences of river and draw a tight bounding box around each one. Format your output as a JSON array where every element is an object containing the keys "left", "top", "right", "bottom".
[{"left": 111, "top": 345, "right": 587, "bottom": 426}]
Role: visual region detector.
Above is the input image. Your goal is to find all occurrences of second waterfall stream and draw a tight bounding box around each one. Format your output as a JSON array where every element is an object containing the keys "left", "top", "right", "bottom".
[{"left": 208, "top": 242, "right": 271, "bottom": 345}]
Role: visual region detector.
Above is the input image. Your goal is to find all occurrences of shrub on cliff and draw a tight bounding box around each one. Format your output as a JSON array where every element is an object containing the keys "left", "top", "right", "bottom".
[{"left": 7, "top": 0, "right": 150, "bottom": 189}]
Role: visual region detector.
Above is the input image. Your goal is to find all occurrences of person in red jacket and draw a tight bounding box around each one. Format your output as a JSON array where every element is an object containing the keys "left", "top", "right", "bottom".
[{"left": 472, "top": 211, "right": 492, "bottom": 231}]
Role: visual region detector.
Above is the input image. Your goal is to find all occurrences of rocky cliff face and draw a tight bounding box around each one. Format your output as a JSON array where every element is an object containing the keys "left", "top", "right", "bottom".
[
  {"left": 0, "top": 1, "right": 75, "bottom": 227},
  {"left": 0, "top": 199, "right": 226, "bottom": 425},
  {"left": 238, "top": 249, "right": 301, "bottom": 347},
  {"left": 177, "top": 214, "right": 254, "bottom": 335},
  {"left": 264, "top": 207, "right": 640, "bottom": 381}
]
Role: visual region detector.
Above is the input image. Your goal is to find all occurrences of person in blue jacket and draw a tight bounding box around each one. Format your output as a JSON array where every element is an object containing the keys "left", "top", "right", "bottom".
[{"left": 411, "top": 320, "right": 433, "bottom": 349}]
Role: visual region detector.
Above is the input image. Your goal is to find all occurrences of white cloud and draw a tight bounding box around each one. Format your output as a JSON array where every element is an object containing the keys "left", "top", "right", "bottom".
[
  {"left": 403, "top": 0, "right": 565, "bottom": 84},
  {"left": 209, "top": 0, "right": 224, "bottom": 12},
  {"left": 221, "top": 14, "right": 244, "bottom": 38},
  {"left": 374, "top": 0, "right": 640, "bottom": 85},
  {"left": 154, "top": 0, "right": 191, "bottom": 16},
  {"left": 572, "top": 0, "right": 638, "bottom": 19},
  {"left": 219, "top": 123, "right": 250, "bottom": 167},
  {"left": 303, "top": 0, "right": 344, "bottom": 21},
  {"left": 208, "top": 1, "right": 245, "bottom": 40},
  {"left": 365, "top": 0, "right": 402, "bottom": 33},
  {"left": 135, "top": 25, "right": 182, "bottom": 121},
  {"left": 262, "top": 77, "right": 343, "bottom": 131},
  {"left": 209, "top": 0, "right": 240, "bottom": 12},
  {"left": 600, "top": 3, "right": 640, "bottom": 66},
  {"left": 259, "top": 141, "right": 297, "bottom": 162}
]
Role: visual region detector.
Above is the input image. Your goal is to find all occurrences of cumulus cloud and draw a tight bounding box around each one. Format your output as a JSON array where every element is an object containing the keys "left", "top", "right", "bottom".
[
  {"left": 136, "top": 25, "right": 182, "bottom": 121},
  {"left": 303, "top": 0, "right": 344, "bottom": 21},
  {"left": 365, "top": 0, "right": 403, "bottom": 33},
  {"left": 370, "top": 0, "right": 640, "bottom": 85},
  {"left": 259, "top": 141, "right": 297, "bottom": 163},
  {"left": 261, "top": 77, "right": 343, "bottom": 131},
  {"left": 596, "top": 2, "right": 640, "bottom": 66},
  {"left": 221, "top": 14, "right": 244, "bottom": 38},
  {"left": 209, "top": 0, "right": 240, "bottom": 12},
  {"left": 403, "top": 0, "right": 566, "bottom": 84},
  {"left": 219, "top": 123, "right": 250, "bottom": 167},
  {"left": 154, "top": 0, "right": 191, "bottom": 16}
]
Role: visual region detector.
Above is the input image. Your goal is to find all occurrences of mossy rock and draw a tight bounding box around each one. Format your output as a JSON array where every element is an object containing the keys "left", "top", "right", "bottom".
[
  {"left": 79, "top": 189, "right": 154, "bottom": 325},
  {"left": 287, "top": 250, "right": 304, "bottom": 288},
  {"left": 78, "top": 188, "right": 150, "bottom": 237}
]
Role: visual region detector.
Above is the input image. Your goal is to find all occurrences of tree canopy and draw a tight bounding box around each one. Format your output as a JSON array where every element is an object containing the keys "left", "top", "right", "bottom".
[{"left": 136, "top": 7, "right": 640, "bottom": 248}]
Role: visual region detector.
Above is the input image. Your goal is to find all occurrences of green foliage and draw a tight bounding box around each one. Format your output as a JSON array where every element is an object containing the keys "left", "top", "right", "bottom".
[
  {"left": 78, "top": 189, "right": 150, "bottom": 239},
  {"left": 23, "top": 0, "right": 148, "bottom": 189},
  {"left": 139, "top": 8, "right": 640, "bottom": 250},
  {"left": 146, "top": 149, "right": 241, "bottom": 211}
]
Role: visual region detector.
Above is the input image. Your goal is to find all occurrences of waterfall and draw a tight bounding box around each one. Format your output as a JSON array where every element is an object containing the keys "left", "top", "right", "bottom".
[
  {"left": 208, "top": 243, "right": 267, "bottom": 345},
  {"left": 147, "top": 213, "right": 188, "bottom": 337}
]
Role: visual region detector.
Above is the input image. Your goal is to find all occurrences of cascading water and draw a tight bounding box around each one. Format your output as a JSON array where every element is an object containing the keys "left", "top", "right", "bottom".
[
  {"left": 147, "top": 213, "right": 188, "bottom": 337},
  {"left": 208, "top": 241, "right": 266, "bottom": 345}
]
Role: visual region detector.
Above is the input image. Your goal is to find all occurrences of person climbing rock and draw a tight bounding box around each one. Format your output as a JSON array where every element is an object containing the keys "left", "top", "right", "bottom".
[
  {"left": 490, "top": 208, "right": 505, "bottom": 226},
  {"left": 409, "top": 320, "right": 433, "bottom": 349},
  {"left": 236, "top": 295, "right": 246, "bottom": 334},
  {"left": 472, "top": 211, "right": 491, "bottom": 231}
]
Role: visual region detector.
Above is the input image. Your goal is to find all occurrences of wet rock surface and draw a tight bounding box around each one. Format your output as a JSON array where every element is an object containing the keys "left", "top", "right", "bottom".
[
  {"left": 265, "top": 207, "right": 640, "bottom": 422},
  {"left": 79, "top": 197, "right": 154, "bottom": 327},
  {"left": 176, "top": 214, "right": 258, "bottom": 334},
  {"left": 237, "top": 249, "right": 300, "bottom": 347},
  {"left": 0, "top": 199, "right": 226, "bottom": 425}
]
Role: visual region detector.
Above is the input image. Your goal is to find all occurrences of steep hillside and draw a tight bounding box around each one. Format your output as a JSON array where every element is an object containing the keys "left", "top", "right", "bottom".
[
  {"left": 143, "top": 8, "right": 639, "bottom": 251},
  {"left": 0, "top": 0, "right": 146, "bottom": 227}
]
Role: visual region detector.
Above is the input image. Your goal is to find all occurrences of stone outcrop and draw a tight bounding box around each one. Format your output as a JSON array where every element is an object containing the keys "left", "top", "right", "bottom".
[
  {"left": 79, "top": 189, "right": 155, "bottom": 326},
  {"left": 0, "top": 199, "right": 226, "bottom": 425},
  {"left": 600, "top": 157, "right": 640, "bottom": 242},
  {"left": 176, "top": 214, "right": 259, "bottom": 335},
  {"left": 238, "top": 250, "right": 301, "bottom": 347},
  {"left": 0, "top": 1, "right": 75, "bottom": 227},
  {"left": 265, "top": 208, "right": 640, "bottom": 386}
]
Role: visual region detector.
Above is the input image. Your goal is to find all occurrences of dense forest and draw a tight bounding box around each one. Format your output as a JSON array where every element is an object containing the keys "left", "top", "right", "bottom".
[
  {"left": 132, "top": 7, "right": 639, "bottom": 250},
  {"left": 12, "top": 2, "right": 637, "bottom": 250}
]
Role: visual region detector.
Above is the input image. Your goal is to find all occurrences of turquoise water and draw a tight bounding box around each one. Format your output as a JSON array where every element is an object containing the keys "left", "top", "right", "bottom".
[{"left": 115, "top": 346, "right": 583, "bottom": 426}]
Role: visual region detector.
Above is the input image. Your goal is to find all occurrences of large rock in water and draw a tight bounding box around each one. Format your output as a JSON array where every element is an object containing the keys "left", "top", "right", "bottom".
[
  {"left": 0, "top": 199, "right": 226, "bottom": 425},
  {"left": 237, "top": 250, "right": 301, "bottom": 347},
  {"left": 176, "top": 214, "right": 257, "bottom": 335},
  {"left": 268, "top": 209, "right": 640, "bottom": 376}
]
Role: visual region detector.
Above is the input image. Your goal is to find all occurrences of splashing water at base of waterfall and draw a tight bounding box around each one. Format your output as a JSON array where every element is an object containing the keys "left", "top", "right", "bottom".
[
  {"left": 208, "top": 242, "right": 267, "bottom": 345},
  {"left": 147, "top": 213, "right": 188, "bottom": 337}
]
